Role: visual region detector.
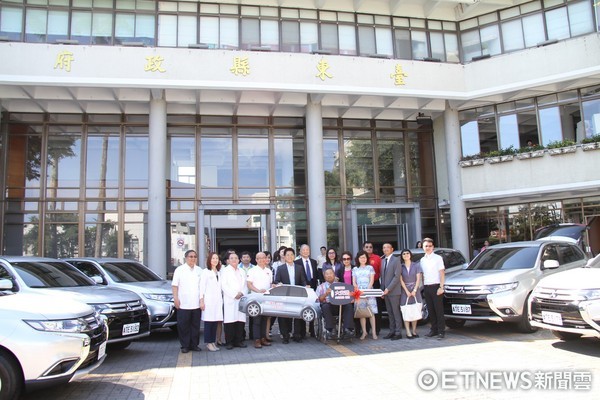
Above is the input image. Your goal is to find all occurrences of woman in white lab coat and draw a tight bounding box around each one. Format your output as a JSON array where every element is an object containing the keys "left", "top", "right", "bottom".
[
  {"left": 199, "top": 252, "right": 223, "bottom": 351},
  {"left": 220, "top": 252, "right": 248, "bottom": 349}
]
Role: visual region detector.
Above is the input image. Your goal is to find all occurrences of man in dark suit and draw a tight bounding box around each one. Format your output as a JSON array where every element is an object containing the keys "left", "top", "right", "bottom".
[
  {"left": 295, "top": 244, "right": 319, "bottom": 339},
  {"left": 380, "top": 242, "right": 403, "bottom": 340},
  {"left": 274, "top": 247, "right": 307, "bottom": 344}
]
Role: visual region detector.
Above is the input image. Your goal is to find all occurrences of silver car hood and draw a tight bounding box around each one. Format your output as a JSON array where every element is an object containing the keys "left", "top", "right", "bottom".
[
  {"left": 111, "top": 280, "right": 173, "bottom": 294},
  {"left": 536, "top": 267, "right": 600, "bottom": 290},
  {"left": 0, "top": 292, "right": 94, "bottom": 319},
  {"left": 446, "top": 269, "right": 528, "bottom": 285},
  {"left": 31, "top": 285, "right": 141, "bottom": 304}
]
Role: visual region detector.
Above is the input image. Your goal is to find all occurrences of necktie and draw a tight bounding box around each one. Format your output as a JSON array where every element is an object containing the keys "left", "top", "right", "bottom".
[{"left": 305, "top": 260, "right": 312, "bottom": 281}]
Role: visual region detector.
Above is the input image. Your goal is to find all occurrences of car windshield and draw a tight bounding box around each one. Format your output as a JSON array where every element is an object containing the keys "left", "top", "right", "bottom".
[
  {"left": 100, "top": 262, "right": 162, "bottom": 283},
  {"left": 467, "top": 247, "right": 540, "bottom": 270},
  {"left": 12, "top": 261, "right": 94, "bottom": 288},
  {"left": 534, "top": 225, "right": 584, "bottom": 240}
]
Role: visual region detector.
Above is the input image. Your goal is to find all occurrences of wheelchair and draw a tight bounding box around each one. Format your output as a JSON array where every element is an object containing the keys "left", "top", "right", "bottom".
[{"left": 317, "top": 305, "right": 354, "bottom": 344}]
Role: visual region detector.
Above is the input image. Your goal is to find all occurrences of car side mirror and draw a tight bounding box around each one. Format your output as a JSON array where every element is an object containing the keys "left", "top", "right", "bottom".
[
  {"left": 543, "top": 259, "right": 559, "bottom": 270},
  {"left": 0, "top": 278, "right": 13, "bottom": 290},
  {"left": 91, "top": 275, "right": 104, "bottom": 284}
]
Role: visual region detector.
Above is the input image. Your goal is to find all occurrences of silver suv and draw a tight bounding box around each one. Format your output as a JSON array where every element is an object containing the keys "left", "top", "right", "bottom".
[
  {"left": 64, "top": 258, "right": 176, "bottom": 330},
  {"left": 443, "top": 240, "right": 587, "bottom": 333},
  {"left": 0, "top": 279, "right": 107, "bottom": 399},
  {"left": 0, "top": 256, "right": 150, "bottom": 349}
]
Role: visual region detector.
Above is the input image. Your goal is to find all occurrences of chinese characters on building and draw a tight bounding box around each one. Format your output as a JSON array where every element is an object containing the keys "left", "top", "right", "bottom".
[
  {"left": 230, "top": 57, "right": 250, "bottom": 76},
  {"left": 390, "top": 64, "right": 408, "bottom": 85},
  {"left": 315, "top": 59, "right": 333, "bottom": 81},
  {"left": 54, "top": 51, "right": 75, "bottom": 72},
  {"left": 144, "top": 56, "right": 166, "bottom": 73}
]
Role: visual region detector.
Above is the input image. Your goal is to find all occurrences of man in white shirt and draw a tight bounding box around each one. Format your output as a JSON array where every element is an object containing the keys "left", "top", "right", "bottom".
[
  {"left": 246, "top": 252, "right": 273, "bottom": 348},
  {"left": 420, "top": 238, "right": 446, "bottom": 339},
  {"left": 221, "top": 252, "right": 248, "bottom": 349},
  {"left": 316, "top": 246, "right": 327, "bottom": 270},
  {"left": 172, "top": 250, "right": 202, "bottom": 353}
]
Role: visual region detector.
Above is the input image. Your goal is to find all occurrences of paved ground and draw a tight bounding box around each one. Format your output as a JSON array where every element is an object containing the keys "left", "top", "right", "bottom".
[{"left": 23, "top": 321, "right": 599, "bottom": 400}]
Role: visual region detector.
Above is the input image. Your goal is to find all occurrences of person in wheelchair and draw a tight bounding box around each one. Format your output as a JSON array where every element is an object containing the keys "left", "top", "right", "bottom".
[{"left": 316, "top": 268, "right": 355, "bottom": 339}]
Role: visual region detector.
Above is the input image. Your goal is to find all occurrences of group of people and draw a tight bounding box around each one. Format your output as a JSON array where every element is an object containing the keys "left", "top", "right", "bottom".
[{"left": 171, "top": 238, "right": 447, "bottom": 354}]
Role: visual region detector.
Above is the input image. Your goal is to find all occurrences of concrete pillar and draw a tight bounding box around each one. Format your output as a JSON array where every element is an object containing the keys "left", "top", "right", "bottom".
[
  {"left": 305, "top": 99, "right": 327, "bottom": 257},
  {"left": 148, "top": 91, "right": 167, "bottom": 277},
  {"left": 443, "top": 103, "right": 470, "bottom": 259}
]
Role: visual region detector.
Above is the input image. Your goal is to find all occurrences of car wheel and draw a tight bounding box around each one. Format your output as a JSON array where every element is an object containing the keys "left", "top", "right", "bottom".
[
  {"left": 301, "top": 307, "right": 316, "bottom": 322},
  {"left": 417, "top": 302, "right": 430, "bottom": 326},
  {"left": 0, "top": 351, "right": 22, "bottom": 400},
  {"left": 108, "top": 340, "right": 132, "bottom": 350},
  {"left": 246, "top": 302, "right": 261, "bottom": 317},
  {"left": 445, "top": 318, "right": 466, "bottom": 329},
  {"left": 552, "top": 330, "right": 582, "bottom": 341},
  {"left": 516, "top": 294, "right": 538, "bottom": 334}
]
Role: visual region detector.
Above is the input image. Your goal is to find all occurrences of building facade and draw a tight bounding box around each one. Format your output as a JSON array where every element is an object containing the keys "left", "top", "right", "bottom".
[{"left": 1, "top": 0, "right": 599, "bottom": 276}]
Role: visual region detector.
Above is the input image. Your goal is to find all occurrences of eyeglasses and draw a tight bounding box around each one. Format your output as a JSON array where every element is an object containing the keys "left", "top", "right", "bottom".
[{"left": 342, "top": 257, "right": 352, "bottom": 261}]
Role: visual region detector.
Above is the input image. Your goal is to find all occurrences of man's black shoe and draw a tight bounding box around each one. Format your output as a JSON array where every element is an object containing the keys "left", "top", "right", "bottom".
[
  {"left": 292, "top": 337, "right": 303, "bottom": 343},
  {"left": 181, "top": 347, "right": 190, "bottom": 353},
  {"left": 226, "top": 344, "right": 234, "bottom": 350},
  {"left": 425, "top": 331, "right": 437, "bottom": 338},
  {"left": 282, "top": 338, "right": 290, "bottom": 344},
  {"left": 383, "top": 332, "right": 395, "bottom": 339},
  {"left": 437, "top": 333, "right": 445, "bottom": 340},
  {"left": 234, "top": 342, "right": 247, "bottom": 348},
  {"left": 391, "top": 334, "right": 402, "bottom": 340},
  {"left": 190, "top": 346, "right": 202, "bottom": 352}
]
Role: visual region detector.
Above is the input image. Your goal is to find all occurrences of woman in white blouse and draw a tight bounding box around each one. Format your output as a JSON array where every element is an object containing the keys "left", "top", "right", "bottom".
[{"left": 200, "top": 252, "right": 224, "bottom": 351}]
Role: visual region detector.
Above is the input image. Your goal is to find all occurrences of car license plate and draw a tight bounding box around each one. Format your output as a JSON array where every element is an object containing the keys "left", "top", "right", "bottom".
[
  {"left": 451, "top": 304, "right": 472, "bottom": 314},
  {"left": 122, "top": 322, "right": 140, "bottom": 336},
  {"left": 542, "top": 311, "right": 563, "bottom": 326},
  {"left": 98, "top": 342, "right": 106, "bottom": 360}
]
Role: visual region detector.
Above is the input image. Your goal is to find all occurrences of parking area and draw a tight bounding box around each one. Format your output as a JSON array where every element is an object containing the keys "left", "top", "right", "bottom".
[{"left": 22, "top": 320, "right": 599, "bottom": 400}]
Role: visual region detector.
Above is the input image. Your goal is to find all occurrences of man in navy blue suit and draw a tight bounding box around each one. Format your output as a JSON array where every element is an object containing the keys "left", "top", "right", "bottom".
[{"left": 274, "top": 247, "right": 307, "bottom": 343}]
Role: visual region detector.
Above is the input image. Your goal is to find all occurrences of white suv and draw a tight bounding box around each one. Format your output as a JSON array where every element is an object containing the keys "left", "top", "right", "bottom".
[{"left": 0, "top": 279, "right": 108, "bottom": 399}]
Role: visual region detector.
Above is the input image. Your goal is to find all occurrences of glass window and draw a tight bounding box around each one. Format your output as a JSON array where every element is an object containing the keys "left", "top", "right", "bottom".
[
  {"left": 300, "top": 22, "right": 318, "bottom": 53},
  {"left": 522, "top": 13, "right": 545, "bottom": 47},
  {"left": 375, "top": 27, "right": 393, "bottom": 56},
  {"left": 261, "top": 19, "right": 279, "bottom": 50},
  {"left": 281, "top": 20, "right": 299, "bottom": 52},
  {"left": 200, "top": 137, "right": 232, "bottom": 188},
  {"left": 430, "top": 32, "right": 445, "bottom": 60},
  {"left": 220, "top": 17, "right": 238, "bottom": 49},
  {"left": 323, "top": 136, "right": 340, "bottom": 194},
  {"left": 199, "top": 16, "right": 218, "bottom": 48},
  {"left": 320, "top": 23, "right": 338, "bottom": 54},
  {"left": 394, "top": 29, "right": 411, "bottom": 59},
  {"left": 241, "top": 18, "right": 259, "bottom": 49},
  {"left": 86, "top": 134, "right": 120, "bottom": 189},
  {"left": 344, "top": 134, "right": 374, "bottom": 198},
  {"left": 545, "top": 7, "right": 569, "bottom": 41},
  {"left": 460, "top": 120, "right": 481, "bottom": 156},
  {"left": 48, "top": 11, "right": 68, "bottom": 42},
  {"left": 124, "top": 136, "right": 149, "bottom": 188},
  {"left": 92, "top": 12, "right": 112, "bottom": 45},
  {"left": 115, "top": 13, "right": 135, "bottom": 44},
  {"left": 582, "top": 98, "right": 600, "bottom": 137},
  {"left": 71, "top": 11, "right": 92, "bottom": 44},
  {"left": 338, "top": 24, "right": 356, "bottom": 55},
  {"left": 411, "top": 30, "right": 428, "bottom": 59},
  {"left": 377, "top": 134, "right": 406, "bottom": 197},
  {"left": 444, "top": 33, "right": 459, "bottom": 63},
  {"left": 238, "top": 137, "right": 269, "bottom": 190},
  {"left": 25, "top": 8, "right": 47, "bottom": 43},
  {"left": 169, "top": 136, "right": 196, "bottom": 187},
  {"left": 501, "top": 19, "right": 524, "bottom": 52},
  {"left": 158, "top": 14, "right": 177, "bottom": 47},
  {"left": 358, "top": 26, "right": 375, "bottom": 55},
  {"left": 136, "top": 14, "right": 155, "bottom": 45},
  {"left": 47, "top": 135, "right": 81, "bottom": 191},
  {"left": 177, "top": 15, "right": 197, "bottom": 47},
  {"left": 480, "top": 24, "right": 501, "bottom": 55},
  {"left": 0, "top": 7, "right": 23, "bottom": 40},
  {"left": 461, "top": 30, "right": 481, "bottom": 61},
  {"left": 538, "top": 107, "right": 563, "bottom": 145},
  {"left": 568, "top": 1, "right": 594, "bottom": 37}
]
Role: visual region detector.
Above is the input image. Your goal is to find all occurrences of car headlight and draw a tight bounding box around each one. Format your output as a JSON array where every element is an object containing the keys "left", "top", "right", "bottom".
[
  {"left": 24, "top": 318, "right": 90, "bottom": 333},
  {"left": 143, "top": 293, "right": 174, "bottom": 302},
  {"left": 486, "top": 282, "right": 518, "bottom": 294},
  {"left": 579, "top": 289, "right": 600, "bottom": 300}
]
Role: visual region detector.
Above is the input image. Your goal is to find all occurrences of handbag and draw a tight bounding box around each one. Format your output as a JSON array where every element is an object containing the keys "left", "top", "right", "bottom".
[
  {"left": 354, "top": 300, "right": 373, "bottom": 318},
  {"left": 401, "top": 296, "right": 422, "bottom": 322}
]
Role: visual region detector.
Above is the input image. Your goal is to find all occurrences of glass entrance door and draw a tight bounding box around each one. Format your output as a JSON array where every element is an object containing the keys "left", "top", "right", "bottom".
[
  {"left": 346, "top": 203, "right": 421, "bottom": 255},
  {"left": 198, "top": 204, "right": 276, "bottom": 264}
]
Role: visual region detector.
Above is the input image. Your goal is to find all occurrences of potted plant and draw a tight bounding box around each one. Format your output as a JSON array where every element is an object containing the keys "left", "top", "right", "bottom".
[
  {"left": 485, "top": 146, "right": 516, "bottom": 164},
  {"left": 459, "top": 153, "right": 485, "bottom": 167},
  {"left": 581, "top": 134, "right": 600, "bottom": 151},
  {"left": 516, "top": 144, "right": 545, "bottom": 159},
  {"left": 546, "top": 139, "right": 576, "bottom": 155}
]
